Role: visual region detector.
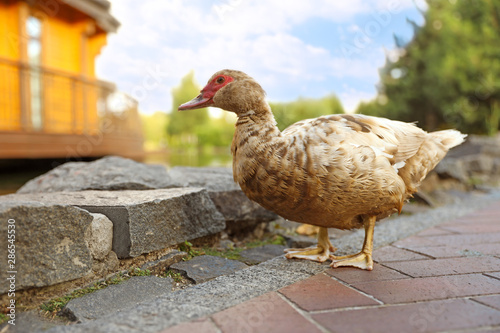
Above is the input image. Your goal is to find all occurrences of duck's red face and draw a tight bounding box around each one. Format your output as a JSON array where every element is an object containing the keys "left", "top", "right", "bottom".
[{"left": 178, "top": 74, "right": 234, "bottom": 111}]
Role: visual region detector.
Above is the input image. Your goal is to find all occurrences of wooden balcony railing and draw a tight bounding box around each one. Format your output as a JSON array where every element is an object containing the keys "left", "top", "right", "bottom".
[{"left": 0, "top": 56, "right": 143, "bottom": 159}]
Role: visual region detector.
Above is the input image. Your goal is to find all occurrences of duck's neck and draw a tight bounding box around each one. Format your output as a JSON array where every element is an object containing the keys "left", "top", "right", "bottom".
[
  {"left": 233, "top": 106, "right": 281, "bottom": 148},
  {"left": 231, "top": 106, "right": 281, "bottom": 185}
]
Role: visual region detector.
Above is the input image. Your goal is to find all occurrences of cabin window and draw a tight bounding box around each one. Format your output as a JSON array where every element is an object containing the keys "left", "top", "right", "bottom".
[{"left": 27, "top": 15, "right": 43, "bottom": 131}]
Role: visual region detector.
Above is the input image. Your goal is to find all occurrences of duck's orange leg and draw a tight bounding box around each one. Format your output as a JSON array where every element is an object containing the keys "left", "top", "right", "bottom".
[
  {"left": 330, "top": 215, "right": 375, "bottom": 270},
  {"left": 284, "top": 227, "right": 336, "bottom": 263}
]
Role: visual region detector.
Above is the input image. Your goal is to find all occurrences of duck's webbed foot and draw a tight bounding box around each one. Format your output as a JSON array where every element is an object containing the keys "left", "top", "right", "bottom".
[
  {"left": 330, "top": 215, "right": 376, "bottom": 271},
  {"left": 284, "top": 227, "right": 335, "bottom": 263},
  {"left": 330, "top": 252, "right": 373, "bottom": 270}
]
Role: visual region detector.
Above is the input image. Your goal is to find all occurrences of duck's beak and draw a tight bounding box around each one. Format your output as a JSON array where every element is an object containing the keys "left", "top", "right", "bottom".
[{"left": 178, "top": 93, "right": 213, "bottom": 111}]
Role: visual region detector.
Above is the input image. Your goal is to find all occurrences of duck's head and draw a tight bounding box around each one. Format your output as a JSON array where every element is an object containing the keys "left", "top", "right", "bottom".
[{"left": 178, "top": 69, "right": 268, "bottom": 115}]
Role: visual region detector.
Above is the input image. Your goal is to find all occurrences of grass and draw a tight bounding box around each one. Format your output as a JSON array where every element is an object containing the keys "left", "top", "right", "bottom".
[
  {"left": 164, "top": 270, "right": 184, "bottom": 283},
  {"left": 0, "top": 313, "right": 8, "bottom": 325},
  {"left": 202, "top": 247, "right": 243, "bottom": 260},
  {"left": 468, "top": 176, "right": 484, "bottom": 186},
  {"left": 247, "top": 234, "right": 286, "bottom": 247},
  {"left": 179, "top": 240, "right": 241, "bottom": 260},
  {"left": 179, "top": 241, "right": 203, "bottom": 259},
  {"left": 179, "top": 234, "right": 286, "bottom": 262},
  {"left": 39, "top": 268, "right": 151, "bottom": 317},
  {"left": 130, "top": 267, "right": 152, "bottom": 277}
]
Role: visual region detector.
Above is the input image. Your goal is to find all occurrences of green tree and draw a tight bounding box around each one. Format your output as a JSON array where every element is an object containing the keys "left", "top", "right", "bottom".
[
  {"left": 195, "top": 113, "right": 235, "bottom": 147},
  {"left": 167, "top": 71, "right": 209, "bottom": 143},
  {"left": 363, "top": 0, "right": 500, "bottom": 135},
  {"left": 141, "top": 111, "right": 168, "bottom": 151},
  {"left": 356, "top": 97, "right": 387, "bottom": 118},
  {"left": 270, "top": 94, "right": 344, "bottom": 131}
]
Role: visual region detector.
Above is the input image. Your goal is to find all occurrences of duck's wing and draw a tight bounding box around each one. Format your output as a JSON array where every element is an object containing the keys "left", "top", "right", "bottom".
[{"left": 282, "top": 113, "right": 427, "bottom": 168}]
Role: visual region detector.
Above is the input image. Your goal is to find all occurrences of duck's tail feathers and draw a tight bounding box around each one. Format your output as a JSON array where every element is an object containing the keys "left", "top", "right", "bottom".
[{"left": 430, "top": 129, "right": 467, "bottom": 150}]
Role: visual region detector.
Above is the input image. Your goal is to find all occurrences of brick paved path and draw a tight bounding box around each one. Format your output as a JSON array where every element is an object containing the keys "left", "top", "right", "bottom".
[{"left": 163, "top": 201, "right": 500, "bottom": 333}]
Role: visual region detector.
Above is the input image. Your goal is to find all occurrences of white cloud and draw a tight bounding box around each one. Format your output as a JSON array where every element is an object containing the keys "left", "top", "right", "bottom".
[
  {"left": 98, "top": 0, "right": 421, "bottom": 114},
  {"left": 340, "top": 87, "right": 379, "bottom": 113}
]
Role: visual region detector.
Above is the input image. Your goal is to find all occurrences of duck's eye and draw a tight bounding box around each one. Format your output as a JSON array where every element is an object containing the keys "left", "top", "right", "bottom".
[{"left": 216, "top": 76, "right": 225, "bottom": 84}]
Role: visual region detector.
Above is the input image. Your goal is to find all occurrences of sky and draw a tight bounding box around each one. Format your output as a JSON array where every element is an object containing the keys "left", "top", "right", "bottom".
[{"left": 96, "top": 0, "right": 427, "bottom": 115}]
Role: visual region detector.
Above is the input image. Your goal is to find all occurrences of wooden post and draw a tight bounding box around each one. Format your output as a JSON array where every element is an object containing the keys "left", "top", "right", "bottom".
[{"left": 18, "top": 2, "right": 30, "bottom": 131}]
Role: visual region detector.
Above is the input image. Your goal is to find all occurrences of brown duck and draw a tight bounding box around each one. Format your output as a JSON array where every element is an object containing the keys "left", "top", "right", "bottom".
[{"left": 179, "top": 69, "right": 466, "bottom": 270}]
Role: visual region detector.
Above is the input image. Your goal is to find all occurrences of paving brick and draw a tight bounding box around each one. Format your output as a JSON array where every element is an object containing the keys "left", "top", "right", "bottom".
[
  {"left": 481, "top": 328, "right": 500, "bottom": 333},
  {"left": 473, "top": 208, "right": 500, "bottom": 216},
  {"left": 279, "top": 273, "right": 379, "bottom": 311},
  {"left": 373, "top": 245, "right": 430, "bottom": 262},
  {"left": 486, "top": 272, "right": 500, "bottom": 280},
  {"left": 383, "top": 256, "right": 500, "bottom": 277},
  {"left": 475, "top": 206, "right": 500, "bottom": 216},
  {"left": 160, "top": 318, "right": 219, "bottom": 333},
  {"left": 452, "top": 207, "right": 500, "bottom": 218},
  {"left": 439, "top": 223, "right": 500, "bottom": 234},
  {"left": 468, "top": 208, "right": 500, "bottom": 218},
  {"left": 311, "top": 299, "right": 500, "bottom": 333},
  {"left": 415, "top": 227, "right": 457, "bottom": 237},
  {"left": 401, "top": 243, "right": 500, "bottom": 258},
  {"left": 212, "top": 292, "right": 322, "bottom": 333},
  {"left": 460, "top": 210, "right": 499, "bottom": 217},
  {"left": 393, "top": 232, "right": 500, "bottom": 248},
  {"left": 478, "top": 201, "right": 498, "bottom": 208},
  {"left": 326, "top": 263, "right": 409, "bottom": 284},
  {"left": 450, "top": 216, "right": 499, "bottom": 225},
  {"left": 473, "top": 295, "right": 500, "bottom": 311},
  {"left": 352, "top": 274, "right": 500, "bottom": 304}
]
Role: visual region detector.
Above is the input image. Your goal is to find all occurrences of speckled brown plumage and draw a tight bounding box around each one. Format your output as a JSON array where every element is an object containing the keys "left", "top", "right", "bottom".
[{"left": 179, "top": 69, "right": 466, "bottom": 270}]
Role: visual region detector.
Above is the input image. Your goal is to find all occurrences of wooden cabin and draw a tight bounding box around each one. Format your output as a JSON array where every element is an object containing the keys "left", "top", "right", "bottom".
[{"left": 0, "top": 0, "right": 143, "bottom": 159}]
